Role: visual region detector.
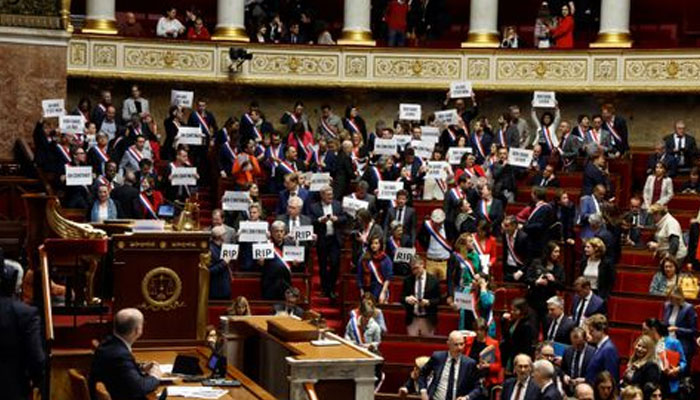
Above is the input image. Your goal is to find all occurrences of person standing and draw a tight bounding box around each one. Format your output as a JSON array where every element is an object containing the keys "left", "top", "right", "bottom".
[
  {"left": 311, "top": 186, "right": 347, "bottom": 300},
  {"left": 419, "top": 331, "right": 481, "bottom": 400},
  {"left": 402, "top": 255, "right": 440, "bottom": 336}
]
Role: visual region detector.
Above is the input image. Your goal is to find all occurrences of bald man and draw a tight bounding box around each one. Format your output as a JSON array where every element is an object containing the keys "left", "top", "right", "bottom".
[
  {"left": 90, "top": 308, "right": 161, "bottom": 400},
  {"left": 419, "top": 331, "right": 480, "bottom": 400},
  {"left": 501, "top": 354, "right": 539, "bottom": 400},
  {"left": 575, "top": 383, "right": 594, "bottom": 400}
]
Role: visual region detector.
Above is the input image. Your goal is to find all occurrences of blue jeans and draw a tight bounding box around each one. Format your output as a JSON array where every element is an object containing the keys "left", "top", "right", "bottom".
[{"left": 387, "top": 29, "right": 406, "bottom": 47}]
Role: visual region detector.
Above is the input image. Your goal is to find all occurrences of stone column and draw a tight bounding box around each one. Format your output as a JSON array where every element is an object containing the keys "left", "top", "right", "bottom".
[
  {"left": 337, "top": 0, "right": 375, "bottom": 46},
  {"left": 82, "top": 0, "right": 117, "bottom": 35},
  {"left": 591, "top": 0, "right": 632, "bottom": 48},
  {"left": 462, "top": 0, "right": 500, "bottom": 48},
  {"left": 212, "top": 0, "right": 249, "bottom": 42}
]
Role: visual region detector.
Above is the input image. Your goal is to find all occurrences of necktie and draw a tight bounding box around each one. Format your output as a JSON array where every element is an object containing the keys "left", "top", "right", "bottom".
[
  {"left": 575, "top": 298, "right": 587, "bottom": 326},
  {"left": 446, "top": 358, "right": 456, "bottom": 400},
  {"left": 548, "top": 319, "right": 558, "bottom": 341},
  {"left": 417, "top": 276, "right": 424, "bottom": 314},
  {"left": 513, "top": 381, "right": 524, "bottom": 400},
  {"left": 571, "top": 350, "right": 580, "bottom": 377},
  {"left": 397, "top": 208, "right": 403, "bottom": 223}
]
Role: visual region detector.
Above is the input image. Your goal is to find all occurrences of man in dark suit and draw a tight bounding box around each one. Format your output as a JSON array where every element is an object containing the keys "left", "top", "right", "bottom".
[
  {"left": 276, "top": 172, "right": 310, "bottom": 216},
  {"left": 384, "top": 189, "right": 417, "bottom": 244},
  {"left": 501, "top": 354, "right": 539, "bottom": 400},
  {"left": 545, "top": 296, "right": 575, "bottom": 344},
  {"left": 600, "top": 103, "right": 629, "bottom": 156},
  {"left": 419, "top": 331, "right": 481, "bottom": 400},
  {"left": 584, "top": 314, "right": 619, "bottom": 384},
  {"left": 582, "top": 154, "right": 610, "bottom": 196},
  {"left": 261, "top": 221, "right": 294, "bottom": 300},
  {"left": 664, "top": 120, "right": 698, "bottom": 171},
  {"left": 310, "top": 185, "right": 347, "bottom": 299},
  {"left": 492, "top": 146, "right": 516, "bottom": 204},
  {"left": 272, "top": 287, "right": 305, "bottom": 318},
  {"left": 523, "top": 187, "right": 555, "bottom": 257},
  {"left": 0, "top": 261, "right": 45, "bottom": 400},
  {"left": 647, "top": 140, "right": 679, "bottom": 177},
  {"left": 443, "top": 174, "right": 471, "bottom": 241},
  {"left": 208, "top": 226, "right": 232, "bottom": 300},
  {"left": 533, "top": 359, "right": 562, "bottom": 400},
  {"left": 501, "top": 216, "right": 529, "bottom": 282},
  {"left": 276, "top": 196, "right": 314, "bottom": 273},
  {"left": 531, "top": 164, "right": 560, "bottom": 188},
  {"left": 571, "top": 277, "right": 605, "bottom": 328},
  {"left": 333, "top": 140, "right": 355, "bottom": 200},
  {"left": 475, "top": 184, "right": 504, "bottom": 232},
  {"left": 90, "top": 308, "right": 161, "bottom": 400},
  {"left": 401, "top": 255, "right": 441, "bottom": 337},
  {"left": 561, "top": 328, "right": 595, "bottom": 395},
  {"left": 349, "top": 180, "right": 378, "bottom": 217}
]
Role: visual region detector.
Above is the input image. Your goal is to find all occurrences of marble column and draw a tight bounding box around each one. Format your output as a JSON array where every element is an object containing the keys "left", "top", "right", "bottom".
[
  {"left": 212, "top": 0, "right": 249, "bottom": 42},
  {"left": 82, "top": 0, "right": 117, "bottom": 35},
  {"left": 462, "top": 0, "right": 500, "bottom": 48},
  {"left": 337, "top": 0, "right": 375, "bottom": 46},
  {"left": 591, "top": 0, "right": 632, "bottom": 48}
]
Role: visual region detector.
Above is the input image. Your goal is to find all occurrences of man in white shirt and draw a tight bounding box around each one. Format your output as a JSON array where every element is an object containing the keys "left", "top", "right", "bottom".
[
  {"left": 664, "top": 120, "right": 697, "bottom": 170},
  {"left": 157, "top": 7, "right": 186, "bottom": 38},
  {"left": 417, "top": 209, "right": 451, "bottom": 280},
  {"left": 501, "top": 354, "right": 539, "bottom": 400},
  {"left": 419, "top": 331, "right": 480, "bottom": 400},
  {"left": 122, "top": 84, "right": 150, "bottom": 121}
]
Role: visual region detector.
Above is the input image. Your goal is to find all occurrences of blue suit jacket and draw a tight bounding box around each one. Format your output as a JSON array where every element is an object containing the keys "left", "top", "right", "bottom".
[
  {"left": 663, "top": 302, "right": 698, "bottom": 359},
  {"left": 571, "top": 293, "right": 605, "bottom": 326},
  {"left": 582, "top": 162, "right": 610, "bottom": 196},
  {"left": 501, "top": 377, "right": 539, "bottom": 400},
  {"left": 585, "top": 338, "right": 619, "bottom": 384},
  {"left": 276, "top": 188, "right": 310, "bottom": 215},
  {"left": 578, "top": 195, "right": 600, "bottom": 239},
  {"left": 419, "top": 351, "right": 480, "bottom": 399}
]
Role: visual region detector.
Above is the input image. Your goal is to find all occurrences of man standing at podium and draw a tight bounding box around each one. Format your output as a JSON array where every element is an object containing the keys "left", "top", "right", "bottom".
[{"left": 90, "top": 308, "right": 162, "bottom": 399}]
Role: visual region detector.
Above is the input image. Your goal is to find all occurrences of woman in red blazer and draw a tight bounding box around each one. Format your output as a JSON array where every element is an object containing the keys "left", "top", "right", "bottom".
[
  {"left": 549, "top": 4, "right": 575, "bottom": 49},
  {"left": 466, "top": 317, "right": 504, "bottom": 388}
]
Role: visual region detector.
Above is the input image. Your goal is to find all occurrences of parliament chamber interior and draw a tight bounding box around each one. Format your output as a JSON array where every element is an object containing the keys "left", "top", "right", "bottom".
[{"left": 4, "top": 0, "right": 700, "bottom": 400}]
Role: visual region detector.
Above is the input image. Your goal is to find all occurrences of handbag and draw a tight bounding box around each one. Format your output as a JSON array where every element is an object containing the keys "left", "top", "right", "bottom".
[{"left": 679, "top": 273, "right": 699, "bottom": 300}]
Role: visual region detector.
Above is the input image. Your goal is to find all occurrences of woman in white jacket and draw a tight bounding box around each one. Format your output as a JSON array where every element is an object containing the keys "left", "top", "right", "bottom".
[{"left": 643, "top": 162, "right": 674, "bottom": 209}]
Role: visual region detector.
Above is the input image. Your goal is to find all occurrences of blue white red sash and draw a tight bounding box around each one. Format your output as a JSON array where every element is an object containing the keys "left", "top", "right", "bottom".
[
  {"left": 424, "top": 221, "right": 452, "bottom": 253},
  {"left": 78, "top": 109, "right": 89, "bottom": 123},
  {"left": 387, "top": 237, "right": 399, "bottom": 254},
  {"left": 506, "top": 230, "right": 524, "bottom": 265},
  {"left": 287, "top": 112, "right": 299, "bottom": 124},
  {"left": 223, "top": 142, "right": 237, "bottom": 160},
  {"left": 97, "top": 175, "right": 112, "bottom": 191},
  {"left": 97, "top": 104, "right": 106, "bottom": 113},
  {"left": 349, "top": 309, "right": 364, "bottom": 344},
  {"left": 274, "top": 247, "right": 292, "bottom": 274},
  {"left": 498, "top": 129, "right": 506, "bottom": 147},
  {"left": 447, "top": 127, "right": 457, "bottom": 143},
  {"left": 450, "top": 188, "right": 464, "bottom": 201},
  {"left": 588, "top": 129, "right": 600, "bottom": 144},
  {"left": 304, "top": 143, "right": 316, "bottom": 164},
  {"left": 278, "top": 160, "right": 296, "bottom": 175},
  {"left": 195, "top": 112, "right": 210, "bottom": 137},
  {"left": 479, "top": 200, "right": 491, "bottom": 223},
  {"left": 367, "top": 259, "right": 385, "bottom": 285},
  {"left": 244, "top": 114, "right": 263, "bottom": 141},
  {"left": 454, "top": 252, "right": 477, "bottom": 278},
  {"left": 463, "top": 167, "right": 475, "bottom": 178},
  {"left": 576, "top": 126, "right": 588, "bottom": 139},
  {"left": 132, "top": 126, "right": 142, "bottom": 137},
  {"left": 436, "top": 179, "right": 447, "bottom": 193},
  {"left": 94, "top": 146, "right": 109, "bottom": 163},
  {"left": 472, "top": 235, "right": 485, "bottom": 256},
  {"left": 605, "top": 120, "right": 622, "bottom": 143},
  {"left": 528, "top": 202, "right": 549, "bottom": 221},
  {"left": 471, "top": 290, "right": 494, "bottom": 327},
  {"left": 57, "top": 145, "right": 71, "bottom": 164},
  {"left": 371, "top": 166, "right": 383, "bottom": 182},
  {"left": 346, "top": 118, "right": 361, "bottom": 134},
  {"left": 542, "top": 126, "right": 554, "bottom": 151},
  {"left": 139, "top": 193, "right": 158, "bottom": 219},
  {"left": 255, "top": 143, "right": 265, "bottom": 156},
  {"left": 127, "top": 146, "right": 143, "bottom": 164},
  {"left": 472, "top": 133, "right": 486, "bottom": 158},
  {"left": 321, "top": 118, "right": 337, "bottom": 138}
]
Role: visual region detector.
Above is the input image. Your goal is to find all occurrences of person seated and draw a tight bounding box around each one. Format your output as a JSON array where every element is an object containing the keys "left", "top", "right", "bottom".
[
  {"left": 134, "top": 176, "right": 163, "bottom": 220},
  {"left": 649, "top": 256, "right": 681, "bottom": 296},
  {"left": 89, "top": 308, "right": 162, "bottom": 400},
  {"left": 209, "top": 226, "right": 232, "bottom": 300},
  {"left": 643, "top": 162, "right": 674, "bottom": 209},
  {"left": 621, "top": 336, "right": 661, "bottom": 390},
  {"left": 401, "top": 255, "right": 440, "bottom": 337},
  {"left": 273, "top": 287, "right": 305, "bottom": 318},
  {"left": 186, "top": 17, "right": 210, "bottom": 40},
  {"left": 646, "top": 140, "right": 678, "bottom": 178},
  {"left": 344, "top": 298, "right": 382, "bottom": 352},
  {"left": 90, "top": 184, "right": 119, "bottom": 222},
  {"left": 619, "top": 386, "right": 643, "bottom": 400},
  {"left": 227, "top": 296, "right": 251, "bottom": 316},
  {"left": 680, "top": 167, "right": 700, "bottom": 194},
  {"left": 119, "top": 12, "right": 145, "bottom": 37},
  {"left": 531, "top": 164, "right": 560, "bottom": 188},
  {"left": 157, "top": 7, "right": 185, "bottom": 38},
  {"left": 663, "top": 120, "right": 697, "bottom": 172},
  {"left": 398, "top": 356, "right": 430, "bottom": 396}
]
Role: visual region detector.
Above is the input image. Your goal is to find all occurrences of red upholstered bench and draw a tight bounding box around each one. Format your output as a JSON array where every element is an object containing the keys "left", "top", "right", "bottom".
[
  {"left": 607, "top": 296, "right": 663, "bottom": 325},
  {"left": 230, "top": 275, "right": 308, "bottom": 301},
  {"left": 380, "top": 340, "right": 446, "bottom": 365},
  {"left": 619, "top": 250, "right": 656, "bottom": 267},
  {"left": 667, "top": 194, "right": 700, "bottom": 211},
  {"left": 608, "top": 326, "right": 637, "bottom": 359},
  {"left": 493, "top": 285, "right": 527, "bottom": 311},
  {"left": 614, "top": 270, "right": 655, "bottom": 295}
]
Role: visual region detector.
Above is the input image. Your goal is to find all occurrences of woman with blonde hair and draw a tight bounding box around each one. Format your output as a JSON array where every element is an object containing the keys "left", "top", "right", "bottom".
[
  {"left": 622, "top": 335, "right": 661, "bottom": 388},
  {"left": 620, "top": 385, "right": 643, "bottom": 400},
  {"left": 580, "top": 237, "right": 615, "bottom": 299},
  {"left": 227, "top": 296, "right": 251, "bottom": 316}
]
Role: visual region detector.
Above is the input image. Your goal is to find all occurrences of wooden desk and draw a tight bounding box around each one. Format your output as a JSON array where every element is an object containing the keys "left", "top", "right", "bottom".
[
  {"left": 222, "top": 316, "right": 383, "bottom": 400},
  {"left": 133, "top": 347, "right": 275, "bottom": 400}
]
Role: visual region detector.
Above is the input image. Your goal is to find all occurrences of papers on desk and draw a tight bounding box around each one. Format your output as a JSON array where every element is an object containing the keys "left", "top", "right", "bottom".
[
  {"left": 163, "top": 387, "right": 228, "bottom": 399},
  {"left": 160, "top": 364, "right": 174, "bottom": 374}
]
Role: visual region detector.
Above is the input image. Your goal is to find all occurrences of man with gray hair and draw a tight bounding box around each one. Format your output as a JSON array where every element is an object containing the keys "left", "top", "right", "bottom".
[
  {"left": 208, "top": 225, "right": 232, "bottom": 300},
  {"left": 333, "top": 140, "right": 355, "bottom": 199},
  {"left": 502, "top": 354, "right": 539, "bottom": 400},
  {"left": 277, "top": 195, "right": 314, "bottom": 271},
  {"left": 545, "top": 296, "right": 574, "bottom": 344},
  {"left": 533, "top": 359, "right": 561, "bottom": 400},
  {"left": 310, "top": 185, "right": 347, "bottom": 300},
  {"left": 90, "top": 308, "right": 161, "bottom": 399},
  {"left": 574, "top": 383, "right": 594, "bottom": 400},
  {"left": 261, "top": 220, "right": 293, "bottom": 300}
]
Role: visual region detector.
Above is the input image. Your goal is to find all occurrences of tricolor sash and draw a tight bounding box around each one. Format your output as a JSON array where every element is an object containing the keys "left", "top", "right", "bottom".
[
  {"left": 463, "top": 167, "right": 475, "bottom": 178},
  {"left": 274, "top": 247, "right": 293, "bottom": 274},
  {"left": 387, "top": 237, "right": 399, "bottom": 254},
  {"left": 528, "top": 202, "right": 549, "bottom": 221},
  {"left": 447, "top": 127, "right": 457, "bottom": 143},
  {"left": 278, "top": 160, "right": 296, "bottom": 175},
  {"left": 436, "top": 179, "right": 447, "bottom": 193},
  {"left": 542, "top": 126, "right": 555, "bottom": 151},
  {"left": 471, "top": 290, "right": 494, "bottom": 327},
  {"left": 450, "top": 188, "right": 464, "bottom": 201},
  {"left": 195, "top": 112, "right": 211, "bottom": 137},
  {"left": 321, "top": 118, "right": 337, "bottom": 138},
  {"left": 498, "top": 129, "right": 506, "bottom": 147},
  {"left": 472, "top": 236, "right": 485, "bottom": 256},
  {"left": 424, "top": 221, "right": 452, "bottom": 253},
  {"left": 349, "top": 309, "right": 364, "bottom": 344},
  {"left": 453, "top": 252, "right": 477, "bottom": 279},
  {"left": 127, "top": 146, "right": 143, "bottom": 164},
  {"left": 78, "top": 109, "right": 89, "bottom": 123},
  {"left": 139, "top": 193, "right": 158, "bottom": 219},
  {"left": 367, "top": 259, "right": 385, "bottom": 285},
  {"left": 94, "top": 146, "right": 109, "bottom": 163},
  {"left": 57, "top": 145, "right": 72, "bottom": 164},
  {"left": 97, "top": 176, "right": 112, "bottom": 191},
  {"left": 605, "top": 120, "right": 622, "bottom": 143},
  {"left": 287, "top": 112, "right": 299, "bottom": 124},
  {"left": 577, "top": 126, "right": 588, "bottom": 139},
  {"left": 346, "top": 118, "right": 361, "bottom": 134},
  {"left": 588, "top": 129, "right": 600, "bottom": 144},
  {"left": 472, "top": 133, "right": 486, "bottom": 158},
  {"left": 479, "top": 200, "right": 491, "bottom": 223},
  {"left": 506, "top": 230, "right": 525, "bottom": 266},
  {"left": 371, "top": 166, "right": 383, "bottom": 182},
  {"left": 223, "top": 142, "right": 237, "bottom": 160},
  {"left": 97, "top": 103, "right": 106, "bottom": 113}
]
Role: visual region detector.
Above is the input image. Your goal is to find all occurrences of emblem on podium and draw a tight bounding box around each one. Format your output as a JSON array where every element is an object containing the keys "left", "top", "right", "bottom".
[{"left": 139, "top": 267, "right": 185, "bottom": 311}]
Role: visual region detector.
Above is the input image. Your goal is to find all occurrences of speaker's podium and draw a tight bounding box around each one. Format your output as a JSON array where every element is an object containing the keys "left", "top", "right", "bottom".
[{"left": 112, "top": 231, "right": 210, "bottom": 344}]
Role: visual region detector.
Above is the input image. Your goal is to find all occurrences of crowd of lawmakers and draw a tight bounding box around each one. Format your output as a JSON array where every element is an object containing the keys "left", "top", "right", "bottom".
[{"left": 29, "top": 84, "right": 700, "bottom": 400}]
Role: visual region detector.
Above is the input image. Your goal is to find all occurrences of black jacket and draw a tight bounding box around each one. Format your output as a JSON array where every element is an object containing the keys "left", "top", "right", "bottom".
[
  {"left": 544, "top": 315, "right": 575, "bottom": 344},
  {"left": 310, "top": 200, "right": 347, "bottom": 243},
  {"left": 401, "top": 273, "right": 441, "bottom": 326},
  {"left": 622, "top": 361, "right": 661, "bottom": 388},
  {"left": 501, "top": 377, "right": 540, "bottom": 400},
  {"left": 579, "top": 257, "right": 615, "bottom": 299}
]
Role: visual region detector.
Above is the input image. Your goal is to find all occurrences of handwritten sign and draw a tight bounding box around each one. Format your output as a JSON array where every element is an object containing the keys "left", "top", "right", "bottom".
[
  {"left": 426, "top": 161, "right": 449, "bottom": 179},
  {"left": 454, "top": 290, "right": 474, "bottom": 310},
  {"left": 65, "top": 166, "right": 92, "bottom": 186},
  {"left": 508, "top": 148, "right": 534, "bottom": 168},
  {"left": 434, "top": 109, "right": 459, "bottom": 126},
  {"left": 410, "top": 140, "right": 434, "bottom": 159},
  {"left": 42, "top": 99, "right": 65, "bottom": 118},
  {"left": 399, "top": 104, "right": 422, "bottom": 121},
  {"left": 394, "top": 247, "right": 416, "bottom": 263},
  {"left": 342, "top": 196, "right": 369, "bottom": 217},
  {"left": 309, "top": 173, "right": 331, "bottom": 192},
  {"left": 373, "top": 138, "right": 398, "bottom": 156},
  {"left": 479, "top": 255, "right": 490, "bottom": 275},
  {"left": 238, "top": 221, "right": 269, "bottom": 242},
  {"left": 59, "top": 115, "right": 84, "bottom": 134},
  {"left": 447, "top": 147, "right": 472, "bottom": 165},
  {"left": 532, "top": 91, "right": 557, "bottom": 108},
  {"left": 394, "top": 134, "right": 412, "bottom": 147},
  {"left": 283, "top": 245, "right": 305, "bottom": 262},
  {"left": 252, "top": 242, "right": 275, "bottom": 259},
  {"left": 176, "top": 126, "right": 203, "bottom": 146},
  {"left": 291, "top": 225, "right": 314, "bottom": 242},
  {"left": 378, "top": 181, "right": 404, "bottom": 201},
  {"left": 170, "top": 167, "right": 197, "bottom": 186},
  {"left": 171, "top": 90, "right": 194, "bottom": 108},
  {"left": 221, "top": 191, "right": 250, "bottom": 211},
  {"left": 221, "top": 244, "right": 240, "bottom": 260},
  {"left": 421, "top": 126, "right": 441, "bottom": 142},
  {"left": 450, "top": 81, "right": 473, "bottom": 98}
]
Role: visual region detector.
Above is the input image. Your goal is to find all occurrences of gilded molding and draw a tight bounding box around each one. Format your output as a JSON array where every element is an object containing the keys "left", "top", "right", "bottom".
[
  {"left": 93, "top": 44, "right": 117, "bottom": 67},
  {"left": 374, "top": 56, "right": 461, "bottom": 79},
  {"left": 625, "top": 58, "right": 700, "bottom": 81},
  {"left": 497, "top": 58, "right": 587, "bottom": 81},
  {"left": 124, "top": 46, "right": 214, "bottom": 72},
  {"left": 69, "top": 41, "right": 88, "bottom": 66},
  {"left": 345, "top": 55, "right": 368, "bottom": 78},
  {"left": 593, "top": 58, "right": 617, "bottom": 81},
  {"left": 249, "top": 52, "right": 338, "bottom": 76},
  {"left": 467, "top": 58, "right": 490, "bottom": 80}
]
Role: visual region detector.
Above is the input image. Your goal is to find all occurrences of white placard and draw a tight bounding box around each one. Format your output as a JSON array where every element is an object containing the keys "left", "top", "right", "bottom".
[
  {"left": 176, "top": 126, "right": 203, "bottom": 145},
  {"left": 170, "top": 167, "right": 197, "bottom": 186},
  {"left": 508, "top": 148, "right": 534, "bottom": 168},
  {"left": 221, "top": 191, "right": 250, "bottom": 211},
  {"left": 450, "top": 81, "right": 473, "bottom": 98},
  {"left": 283, "top": 245, "right": 305, "bottom": 262},
  {"left": 342, "top": 196, "right": 369, "bottom": 217},
  {"left": 532, "top": 91, "right": 557, "bottom": 108},
  {"left": 373, "top": 138, "right": 398, "bottom": 156},
  {"left": 479, "top": 255, "right": 490, "bottom": 275},
  {"left": 132, "top": 220, "right": 165, "bottom": 232},
  {"left": 434, "top": 109, "right": 459, "bottom": 126},
  {"left": 421, "top": 126, "right": 441, "bottom": 141},
  {"left": 253, "top": 242, "right": 275, "bottom": 259},
  {"left": 447, "top": 147, "right": 472, "bottom": 165},
  {"left": 59, "top": 115, "right": 84, "bottom": 134},
  {"left": 426, "top": 161, "right": 449, "bottom": 179},
  {"left": 65, "top": 166, "right": 93, "bottom": 186},
  {"left": 378, "top": 181, "right": 404, "bottom": 201},
  {"left": 291, "top": 225, "right": 314, "bottom": 242},
  {"left": 309, "top": 173, "right": 331, "bottom": 192},
  {"left": 171, "top": 90, "right": 194, "bottom": 108},
  {"left": 394, "top": 247, "right": 416, "bottom": 263},
  {"left": 394, "top": 134, "right": 412, "bottom": 147},
  {"left": 410, "top": 140, "right": 435, "bottom": 159},
  {"left": 238, "top": 221, "right": 269, "bottom": 242},
  {"left": 454, "top": 290, "right": 474, "bottom": 310},
  {"left": 42, "top": 99, "right": 65, "bottom": 118},
  {"left": 399, "top": 104, "right": 422, "bottom": 121},
  {"left": 221, "top": 244, "right": 240, "bottom": 260}
]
